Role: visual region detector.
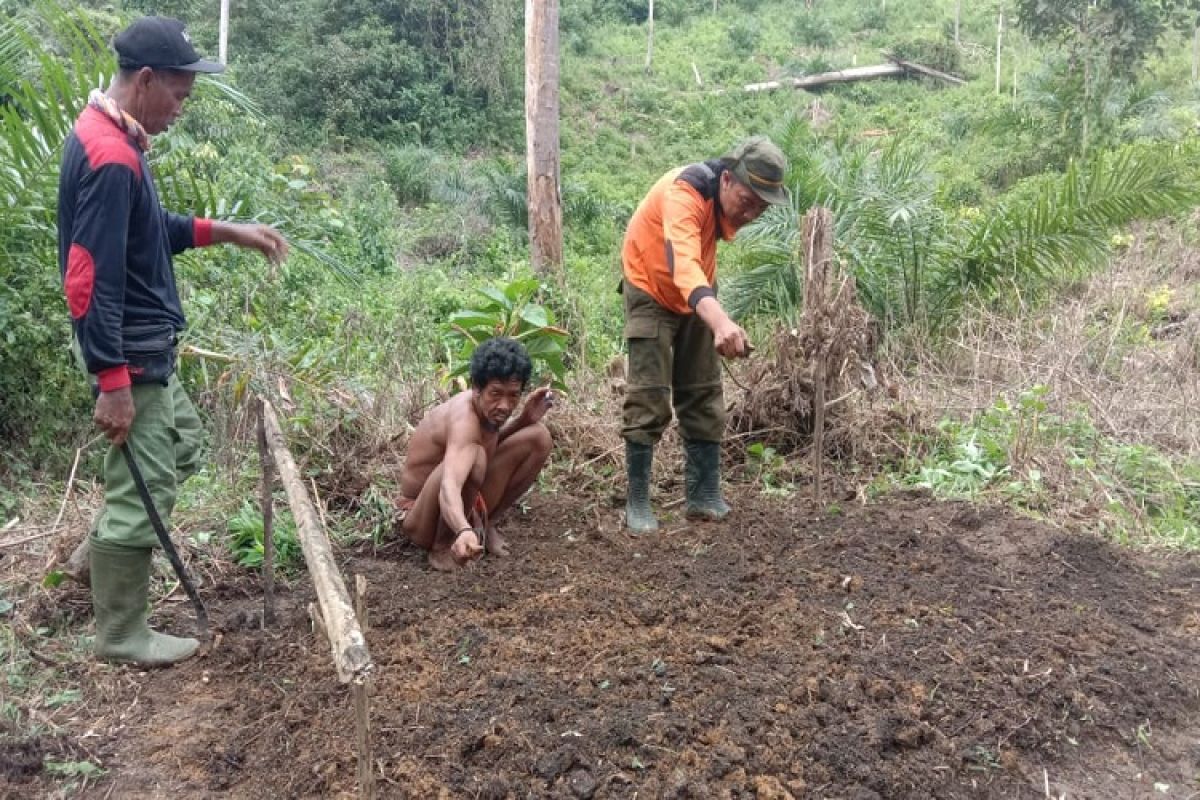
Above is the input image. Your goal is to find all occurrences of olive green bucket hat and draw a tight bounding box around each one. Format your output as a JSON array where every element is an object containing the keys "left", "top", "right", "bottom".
[{"left": 720, "top": 135, "right": 789, "bottom": 206}]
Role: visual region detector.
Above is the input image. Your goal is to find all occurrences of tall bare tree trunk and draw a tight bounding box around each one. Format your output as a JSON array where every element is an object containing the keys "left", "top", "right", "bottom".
[
  {"left": 954, "top": 0, "right": 961, "bottom": 46},
  {"left": 525, "top": 0, "right": 563, "bottom": 275},
  {"left": 1193, "top": 26, "right": 1198, "bottom": 84},
  {"left": 218, "top": 0, "right": 230, "bottom": 65},
  {"left": 645, "top": 0, "right": 655, "bottom": 72},
  {"left": 994, "top": 8, "right": 1004, "bottom": 94}
]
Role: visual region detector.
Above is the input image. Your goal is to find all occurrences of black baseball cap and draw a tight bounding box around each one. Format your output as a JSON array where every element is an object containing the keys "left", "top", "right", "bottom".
[{"left": 113, "top": 16, "right": 224, "bottom": 74}]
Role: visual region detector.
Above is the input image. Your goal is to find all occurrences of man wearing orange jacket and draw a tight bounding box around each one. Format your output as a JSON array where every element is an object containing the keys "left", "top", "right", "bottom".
[{"left": 620, "top": 136, "right": 788, "bottom": 532}]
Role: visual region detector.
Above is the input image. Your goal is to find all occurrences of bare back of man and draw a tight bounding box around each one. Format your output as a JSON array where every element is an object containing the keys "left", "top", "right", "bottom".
[{"left": 396, "top": 339, "right": 554, "bottom": 571}]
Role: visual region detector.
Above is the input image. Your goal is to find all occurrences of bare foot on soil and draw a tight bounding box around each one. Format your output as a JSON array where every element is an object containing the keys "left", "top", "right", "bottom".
[
  {"left": 430, "top": 530, "right": 483, "bottom": 571},
  {"left": 484, "top": 525, "right": 510, "bottom": 557},
  {"left": 428, "top": 548, "right": 460, "bottom": 572}
]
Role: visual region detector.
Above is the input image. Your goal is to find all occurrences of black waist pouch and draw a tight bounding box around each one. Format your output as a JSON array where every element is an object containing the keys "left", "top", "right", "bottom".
[{"left": 123, "top": 322, "right": 178, "bottom": 386}]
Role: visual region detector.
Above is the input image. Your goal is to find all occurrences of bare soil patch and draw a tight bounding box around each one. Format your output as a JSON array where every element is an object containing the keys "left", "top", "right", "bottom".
[{"left": 4, "top": 491, "right": 1199, "bottom": 799}]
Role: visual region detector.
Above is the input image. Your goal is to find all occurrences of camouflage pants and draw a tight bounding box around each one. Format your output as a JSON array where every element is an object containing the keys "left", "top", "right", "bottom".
[{"left": 621, "top": 281, "right": 725, "bottom": 445}]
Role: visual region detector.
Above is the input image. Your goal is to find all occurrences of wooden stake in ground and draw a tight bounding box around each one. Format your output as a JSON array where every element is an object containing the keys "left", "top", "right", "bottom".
[
  {"left": 525, "top": 0, "right": 563, "bottom": 274},
  {"left": 802, "top": 207, "right": 834, "bottom": 505},
  {"left": 257, "top": 399, "right": 276, "bottom": 627},
  {"left": 353, "top": 576, "right": 374, "bottom": 800},
  {"left": 644, "top": 0, "right": 655, "bottom": 72},
  {"left": 995, "top": 8, "right": 1004, "bottom": 95},
  {"left": 218, "top": 0, "right": 230, "bottom": 65}
]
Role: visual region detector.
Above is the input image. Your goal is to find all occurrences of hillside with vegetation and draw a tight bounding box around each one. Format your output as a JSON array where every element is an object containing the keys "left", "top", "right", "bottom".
[{"left": 4, "top": 0, "right": 1200, "bottom": 797}]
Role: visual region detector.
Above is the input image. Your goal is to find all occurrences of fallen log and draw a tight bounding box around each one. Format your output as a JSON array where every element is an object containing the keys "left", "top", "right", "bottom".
[
  {"left": 744, "top": 56, "right": 965, "bottom": 93},
  {"left": 260, "top": 400, "right": 372, "bottom": 684},
  {"left": 745, "top": 63, "right": 903, "bottom": 93},
  {"left": 882, "top": 52, "right": 967, "bottom": 85}
]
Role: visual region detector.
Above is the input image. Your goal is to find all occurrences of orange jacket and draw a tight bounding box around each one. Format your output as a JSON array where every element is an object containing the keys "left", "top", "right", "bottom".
[{"left": 622, "top": 160, "right": 738, "bottom": 315}]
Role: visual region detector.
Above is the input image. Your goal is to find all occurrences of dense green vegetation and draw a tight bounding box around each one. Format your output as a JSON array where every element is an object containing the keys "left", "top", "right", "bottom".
[{"left": 5, "top": 0, "right": 1200, "bottom": 546}]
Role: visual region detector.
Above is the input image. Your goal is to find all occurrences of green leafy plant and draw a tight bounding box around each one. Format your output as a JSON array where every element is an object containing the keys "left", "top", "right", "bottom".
[
  {"left": 227, "top": 502, "right": 302, "bottom": 571},
  {"left": 726, "top": 132, "right": 1200, "bottom": 331},
  {"left": 443, "top": 277, "right": 569, "bottom": 388},
  {"left": 747, "top": 441, "right": 791, "bottom": 493},
  {"left": 43, "top": 758, "right": 105, "bottom": 779}
]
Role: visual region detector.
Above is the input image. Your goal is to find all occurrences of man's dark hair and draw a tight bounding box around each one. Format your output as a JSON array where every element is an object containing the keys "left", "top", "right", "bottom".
[{"left": 469, "top": 337, "right": 532, "bottom": 390}]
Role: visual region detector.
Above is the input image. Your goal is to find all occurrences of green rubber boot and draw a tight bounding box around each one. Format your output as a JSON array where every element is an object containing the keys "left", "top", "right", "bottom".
[
  {"left": 625, "top": 440, "right": 659, "bottom": 534},
  {"left": 685, "top": 440, "right": 731, "bottom": 521},
  {"left": 90, "top": 536, "right": 198, "bottom": 667}
]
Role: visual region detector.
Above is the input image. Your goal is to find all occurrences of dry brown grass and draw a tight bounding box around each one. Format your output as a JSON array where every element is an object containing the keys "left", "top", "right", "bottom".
[{"left": 912, "top": 220, "right": 1200, "bottom": 458}]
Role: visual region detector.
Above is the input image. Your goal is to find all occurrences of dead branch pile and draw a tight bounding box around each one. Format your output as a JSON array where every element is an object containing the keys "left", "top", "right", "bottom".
[{"left": 728, "top": 208, "right": 903, "bottom": 463}]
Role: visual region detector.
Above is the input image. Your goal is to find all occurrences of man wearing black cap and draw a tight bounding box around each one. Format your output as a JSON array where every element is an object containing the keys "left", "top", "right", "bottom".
[
  {"left": 58, "top": 16, "right": 288, "bottom": 666},
  {"left": 619, "top": 136, "right": 789, "bottom": 533}
]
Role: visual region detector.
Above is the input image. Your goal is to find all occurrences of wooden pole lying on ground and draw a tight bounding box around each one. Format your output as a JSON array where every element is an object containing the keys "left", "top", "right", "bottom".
[
  {"left": 260, "top": 400, "right": 371, "bottom": 682},
  {"left": 260, "top": 399, "right": 374, "bottom": 799},
  {"left": 882, "top": 53, "right": 966, "bottom": 85},
  {"left": 802, "top": 208, "right": 834, "bottom": 505},
  {"left": 745, "top": 55, "right": 964, "bottom": 94},
  {"left": 745, "top": 63, "right": 903, "bottom": 92}
]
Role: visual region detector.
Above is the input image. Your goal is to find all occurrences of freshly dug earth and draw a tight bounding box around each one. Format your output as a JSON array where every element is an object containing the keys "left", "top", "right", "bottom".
[{"left": 6, "top": 492, "right": 1200, "bottom": 799}]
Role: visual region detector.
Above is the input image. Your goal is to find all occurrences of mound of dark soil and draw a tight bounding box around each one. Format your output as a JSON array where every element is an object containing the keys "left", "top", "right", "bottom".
[{"left": 7, "top": 492, "right": 1199, "bottom": 799}]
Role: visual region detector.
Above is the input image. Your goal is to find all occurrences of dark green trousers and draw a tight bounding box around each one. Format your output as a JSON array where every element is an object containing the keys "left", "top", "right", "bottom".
[{"left": 621, "top": 281, "right": 725, "bottom": 445}]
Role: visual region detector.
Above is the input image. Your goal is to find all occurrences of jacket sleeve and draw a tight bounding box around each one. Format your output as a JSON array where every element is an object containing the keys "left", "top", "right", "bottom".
[
  {"left": 661, "top": 181, "right": 716, "bottom": 310},
  {"left": 65, "top": 163, "right": 135, "bottom": 391},
  {"left": 162, "top": 210, "right": 214, "bottom": 254}
]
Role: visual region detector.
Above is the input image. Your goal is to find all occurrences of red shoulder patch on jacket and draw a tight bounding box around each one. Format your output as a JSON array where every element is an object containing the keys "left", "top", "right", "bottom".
[
  {"left": 75, "top": 107, "right": 142, "bottom": 178},
  {"left": 65, "top": 243, "right": 95, "bottom": 319}
]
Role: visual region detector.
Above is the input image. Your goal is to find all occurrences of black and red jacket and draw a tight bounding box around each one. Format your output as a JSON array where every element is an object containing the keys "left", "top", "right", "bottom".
[{"left": 57, "top": 105, "right": 215, "bottom": 392}]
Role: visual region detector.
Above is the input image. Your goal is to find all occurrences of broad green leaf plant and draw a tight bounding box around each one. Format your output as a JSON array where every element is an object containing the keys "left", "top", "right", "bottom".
[{"left": 443, "top": 278, "right": 569, "bottom": 390}]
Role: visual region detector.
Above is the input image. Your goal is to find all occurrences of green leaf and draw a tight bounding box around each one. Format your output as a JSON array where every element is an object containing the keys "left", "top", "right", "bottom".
[{"left": 518, "top": 304, "right": 549, "bottom": 328}]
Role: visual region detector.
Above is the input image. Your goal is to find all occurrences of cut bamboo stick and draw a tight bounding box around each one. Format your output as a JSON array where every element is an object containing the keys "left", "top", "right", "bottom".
[{"left": 261, "top": 400, "right": 372, "bottom": 683}]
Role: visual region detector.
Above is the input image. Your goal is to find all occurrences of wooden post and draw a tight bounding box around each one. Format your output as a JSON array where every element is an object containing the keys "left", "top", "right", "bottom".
[
  {"left": 994, "top": 7, "right": 1004, "bottom": 95},
  {"left": 352, "top": 576, "right": 373, "bottom": 800},
  {"left": 354, "top": 574, "right": 369, "bottom": 634},
  {"left": 1193, "top": 26, "right": 1198, "bottom": 84},
  {"left": 802, "top": 208, "right": 834, "bottom": 505},
  {"left": 353, "top": 679, "right": 374, "bottom": 799},
  {"left": 525, "top": 0, "right": 563, "bottom": 274},
  {"left": 257, "top": 399, "right": 276, "bottom": 627},
  {"left": 645, "top": 0, "right": 655, "bottom": 72},
  {"left": 218, "top": 0, "right": 230, "bottom": 65}
]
